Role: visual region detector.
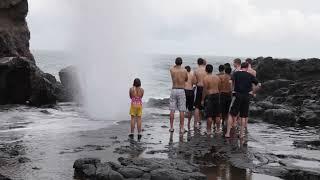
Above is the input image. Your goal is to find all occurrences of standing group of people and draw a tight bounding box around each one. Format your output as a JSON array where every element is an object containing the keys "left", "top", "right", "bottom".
[
  {"left": 169, "top": 57, "right": 261, "bottom": 138},
  {"left": 128, "top": 57, "right": 261, "bottom": 140}
]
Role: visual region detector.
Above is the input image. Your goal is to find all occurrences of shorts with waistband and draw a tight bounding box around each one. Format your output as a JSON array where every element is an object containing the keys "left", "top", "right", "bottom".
[
  {"left": 185, "top": 89, "right": 194, "bottom": 112},
  {"left": 230, "top": 93, "right": 250, "bottom": 118},
  {"left": 204, "top": 93, "right": 220, "bottom": 118},
  {"left": 194, "top": 86, "right": 203, "bottom": 109},
  {"left": 220, "top": 93, "right": 232, "bottom": 117},
  {"left": 169, "top": 89, "right": 186, "bottom": 112}
]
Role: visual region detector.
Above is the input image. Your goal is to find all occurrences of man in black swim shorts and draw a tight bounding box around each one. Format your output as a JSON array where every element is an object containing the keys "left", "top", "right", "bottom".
[{"left": 225, "top": 62, "right": 261, "bottom": 138}]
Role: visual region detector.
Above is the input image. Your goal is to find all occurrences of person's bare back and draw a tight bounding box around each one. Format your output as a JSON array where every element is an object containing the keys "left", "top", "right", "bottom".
[
  {"left": 170, "top": 66, "right": 188, "bottom": 89},
  {"left": 218, "top": 74, "right": 232, "bottom": 94},
  {"left": 195, "top": 66, "right": 206, "bottom": 87},
  {"left": 185, "top": 71, "right": 195, "bottom": 90},
  {"left": 204, "top": 74, "right": 220, "bottom": 95}
]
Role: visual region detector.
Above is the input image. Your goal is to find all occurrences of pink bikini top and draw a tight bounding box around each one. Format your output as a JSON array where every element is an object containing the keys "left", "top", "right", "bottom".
[{"left": 131, "top": 96, "right": 142, "bottom": 106}]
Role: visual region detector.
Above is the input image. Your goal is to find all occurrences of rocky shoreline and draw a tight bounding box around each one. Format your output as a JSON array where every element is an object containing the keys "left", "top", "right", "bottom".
[{"left": 251, "top": 57, "right": 320, "bottom": 127}]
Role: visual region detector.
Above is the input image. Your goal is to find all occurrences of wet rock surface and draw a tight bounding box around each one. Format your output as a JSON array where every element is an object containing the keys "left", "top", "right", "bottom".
[
  {"left": 59, "top": 66, "right": 82, "bottom": 102},
  {"left": 252, "top": 57, "right": 320, "bottom": 127},
  {"left": 74, "top": 157, "right": 207, "bottom": 180},
  {"left": 0, "top": 57, "right": 67, "bottom": 106}
]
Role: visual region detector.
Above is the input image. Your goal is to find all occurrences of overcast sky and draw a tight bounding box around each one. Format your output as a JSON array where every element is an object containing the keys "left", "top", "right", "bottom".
[{"left": 28, "top": 0, "right": 320, "bottom": 58}]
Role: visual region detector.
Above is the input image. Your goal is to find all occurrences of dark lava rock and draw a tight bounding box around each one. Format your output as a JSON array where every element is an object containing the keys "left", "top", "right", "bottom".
[
  {"left": 254, "top": 57, "right": 320, "bottom": 82},
  {"left": 74, "top": 157, "right": 207, "bottom": 180},
  {"left": 0, "top": 0, "right": 34, "bottom": 61},
  {"left": 118, "top": 167, "right": 144, "bottom": 178},
  {"left": 18, "top": 156, "right": 31, "bottom": 163},
  {"left": 0, "top": 57, "right": 66, "bottom": 106},
  {"left": 293, "top": 140, "right": 320, "bottom": 150},
  {"left": 59, "top": 66, "right": 81, "bottom": 102},
  {"left": 146, "top": 98, "right": 169, "bottom": 108},
  {"left": 263, "top": 109, "right": 296, "bottom": 126},
  {"left": 0, "top": 174, "right": 11, "bottom": 180}
]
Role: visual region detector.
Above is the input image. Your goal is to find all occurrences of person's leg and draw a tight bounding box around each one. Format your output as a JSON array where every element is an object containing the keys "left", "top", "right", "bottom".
[
  {"left": 187, "top": 111, "right": 192, "bottom": 129},
  {"left": 240, "top": 117, "right": 246, "bottom": 138},
  {"left": 130, "top": 115, "right": 135, "bottom": 134},
  {"left": 225, "top": 114, "right": 234, "bottom": 137},
  {"left": 170, "top": 111, "right": 175, "bottom": 131},
  {"left": 194, "top": 108, "right": 200, "bottom": 127},
  {"left": 215, "top": 116, "right": 221, "bottom": 132},
  {"left": 180, "top": 111, "right": 185, "bottom": 133},
  {"left": 169, "top": 90, "right": 177, "bottom": 132},
  {"left": 225, "top": 95, "right": 240, "bottom": 137},
  {"left": 137, "top": 116, "right": 142, "bottom": 134},
  {"left": 207, "top": 117, "right": 212, "bottom": 134},
  {"left": 178, "top": 89, "right": 186, "bottom": 133}
]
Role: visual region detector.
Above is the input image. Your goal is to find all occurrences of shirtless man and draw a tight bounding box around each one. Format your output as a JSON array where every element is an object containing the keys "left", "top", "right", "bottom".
[
  {"left": 245, "top": 58, "right": 257, "bottom": 77},
  {"left": 225, "top": 62, "right": 261, "bottom": 138},
  {"left": 245, "top": 58, "right": 257, "bottom": 129},
  {"left": 169, "top": 57, "right": 188, "bottom": 133},
  {"left": 184, "top": 66, "right": 196, "bottom": 129},
  {"left": 217, "top": 66, "right": 232, "bottom": 127},
  {"left": 203, "top": 64, "right": 221, "bottom": 134},
  {"left": 231, "top": 58, "right": 242, "bottom": 127},
  {"left": 194, "top": 58, "right": 207, "bottom": 128}
]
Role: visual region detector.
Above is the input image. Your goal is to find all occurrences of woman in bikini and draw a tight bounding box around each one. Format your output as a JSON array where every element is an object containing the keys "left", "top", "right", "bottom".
[{"left": 129, "top": 78, "right": 144, "bottom": 139}]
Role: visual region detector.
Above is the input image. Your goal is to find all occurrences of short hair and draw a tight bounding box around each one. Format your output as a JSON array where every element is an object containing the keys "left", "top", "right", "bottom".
[
  {"left": 197, "top": 58, "right": 205, "bottom": 65},
  {"left": 233, "top": 58, "right": 241, "bottom": 65},
  {"left": 185, "top": 66, "right": 191, "bottom": 72},
  {"left": 245, "top": 58, "right": 253, "bottom": 65},
  {"left": 175, "top": 57, "right": 183, "bottom": 65},
  {"left": 224, "top": 63, "right": 231, "bottom": 68},
  {"left": 241, "top": 62, "right": 249, "bottom": 69},
  {"left": 133, "top": 78, "right": 141, "bottom": 87},
  {"left": 225, "top": 67, "right": 232, "bottom": 74},
  {"left": 205, "top": 64, "right": 213, "bottom": 73},
  {"left": 218, "top": 65, "right": 225, "bottom": 72}
]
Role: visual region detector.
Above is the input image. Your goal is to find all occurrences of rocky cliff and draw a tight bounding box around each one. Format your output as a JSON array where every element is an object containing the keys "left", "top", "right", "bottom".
[
  {"left": 0, "top": 0, "right": 34, "bottom": 60},
  {"left": 0, "top": 0, "right": 68, "bottom": 106}
]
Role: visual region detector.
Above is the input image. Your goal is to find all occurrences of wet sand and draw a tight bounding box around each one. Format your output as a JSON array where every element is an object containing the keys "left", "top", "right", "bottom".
[{"left": 0, "top": 104, "right": 319, "bottom": 179}]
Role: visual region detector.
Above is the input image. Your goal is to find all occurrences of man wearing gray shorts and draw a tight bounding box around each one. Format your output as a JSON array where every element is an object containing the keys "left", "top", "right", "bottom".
[{"left": 169, "top": 57, "right": 188, "bottom": 133}]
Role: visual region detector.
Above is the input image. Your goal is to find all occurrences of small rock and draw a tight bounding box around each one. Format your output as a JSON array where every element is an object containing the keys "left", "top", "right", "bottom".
[{"left": 118, "top": 167, "right": 144, "bottom": 178}]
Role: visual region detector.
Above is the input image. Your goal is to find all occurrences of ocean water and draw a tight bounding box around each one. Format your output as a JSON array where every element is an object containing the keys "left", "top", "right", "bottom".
[{"left": 33, "top": 50, "right": 235, "bottom": 101}]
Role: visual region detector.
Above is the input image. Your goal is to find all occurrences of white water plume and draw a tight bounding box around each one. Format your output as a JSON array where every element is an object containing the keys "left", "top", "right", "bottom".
[{"left": 71, "top": 1, "right": 150, "bottom": 120}]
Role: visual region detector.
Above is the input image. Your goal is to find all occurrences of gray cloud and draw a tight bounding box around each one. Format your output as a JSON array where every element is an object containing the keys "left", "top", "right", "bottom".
[{"left": 28, "top": 0, "right": 320, "bottom": 58}]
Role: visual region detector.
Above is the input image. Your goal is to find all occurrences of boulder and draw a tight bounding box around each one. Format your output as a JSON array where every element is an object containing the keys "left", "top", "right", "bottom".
[
  {"left": 263, "top": 109, "right": 296, "bottom": 126},
  {"left": 59, "top": 66, "right": 81, "bottom": 102},
  {"left": 118, "top": 167, "right": 144, "bottom": 178},
  {"left": 0, "top": 57, "right": 66, "bottom": 106}
]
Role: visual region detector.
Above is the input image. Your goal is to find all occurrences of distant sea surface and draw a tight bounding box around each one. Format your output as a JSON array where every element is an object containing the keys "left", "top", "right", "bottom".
[{"left": 33, "top": 50, "right": 236, "bottom": 100}]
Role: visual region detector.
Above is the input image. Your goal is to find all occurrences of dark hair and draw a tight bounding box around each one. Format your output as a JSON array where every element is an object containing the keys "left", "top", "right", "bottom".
[
  {"left": 245, "top": 58, "right": 253, "bottom": 65},
  {"left": 133, "top": 78, "right": 141, "bottom": 87},
  {"left": 225, "top": 67, "right": 232, "bottom": 74},
  {"left": 205, "top": 64, "right": 213, "bottom": 73},
  {"left": 218, "top": 65, "right": 225, "bottom": 72},
  {"left": 175, "top": 57, "right": 183, "bottom": 66},
  {"left": 233, "top": 58, "right": 241, "bottom": 65},
  {"left": 241, "top": 62, "right": 249, "bottom": 69},
  {"left": 197, "top": 58, "right": 205, "bottom": 65},
  {"left": 224, "top": 63, "right": 231, "bottom": 68},
  {"left": 185, "top": 66, "right": 191, "bottom": 72}
]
